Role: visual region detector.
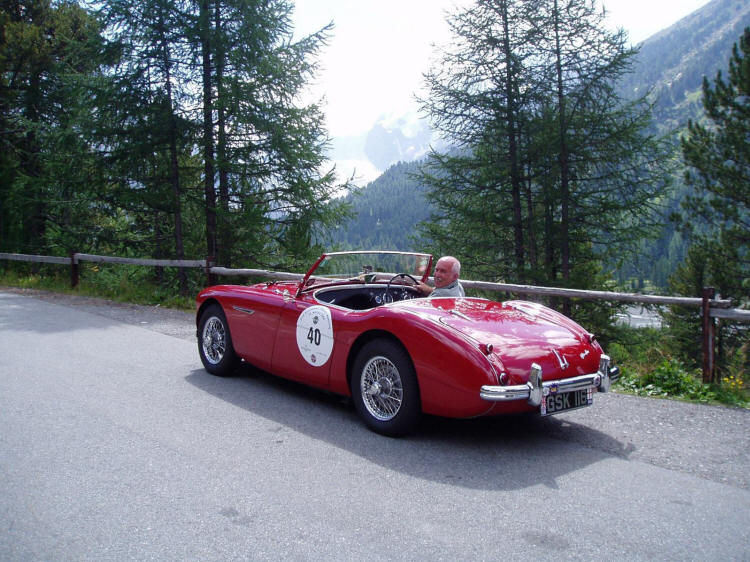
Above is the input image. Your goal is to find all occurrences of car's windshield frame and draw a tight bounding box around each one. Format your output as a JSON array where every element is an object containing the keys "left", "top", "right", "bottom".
[{"left": 298, "top": 251, "right": 433, "bottom": 295}]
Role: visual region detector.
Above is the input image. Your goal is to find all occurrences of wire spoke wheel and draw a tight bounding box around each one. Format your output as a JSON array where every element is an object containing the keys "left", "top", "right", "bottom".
[
  {"left": 197, "top": 303, "right": 239, "bottom": 376},
  {"left": 202, "top": 316, "right": 227, "bottom": 365},
  {"left": 361, "top": 355, "right": 404, "bottom": 421},
  {"left": 351, "top": 339, "right": 421, "bottom": 436}
]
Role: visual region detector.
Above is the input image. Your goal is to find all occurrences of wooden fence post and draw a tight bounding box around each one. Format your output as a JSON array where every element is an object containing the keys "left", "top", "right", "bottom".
[
  {"left": 702, "top": 286, "right": 715, "bottom": 383},
  {"left": 206, "top": 256, "right": 216, "bottom": 287},
  {"left": 70, "top": 252, "right": 79, "bottom": 288}
]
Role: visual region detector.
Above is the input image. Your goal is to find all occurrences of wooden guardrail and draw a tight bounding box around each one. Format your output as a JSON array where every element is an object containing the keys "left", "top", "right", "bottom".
[
  {"left": 211, "top": 265, "right": 745, "bottom": 319},
  {"left": 0, "top": 253, "right": 213, "bottom": 288},
  {"left": 2, "top": 251, "right": 747, "bottom": 382}
]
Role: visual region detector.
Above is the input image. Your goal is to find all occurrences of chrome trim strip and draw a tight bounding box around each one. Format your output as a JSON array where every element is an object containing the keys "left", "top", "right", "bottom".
[
  {"left": 449, "top": 309, "right": 471, "bottom": 320},
  {"left": 232, "top": 306, "right": 256, "bottom": 315}
]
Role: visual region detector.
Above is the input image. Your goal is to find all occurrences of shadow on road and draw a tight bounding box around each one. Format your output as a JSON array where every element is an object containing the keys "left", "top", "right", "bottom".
[{"left": 185, "top": 363, "right": 634, "bottom": 491}]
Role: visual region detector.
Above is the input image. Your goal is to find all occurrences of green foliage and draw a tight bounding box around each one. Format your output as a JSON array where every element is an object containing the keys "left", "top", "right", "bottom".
[
  {"left": 679, "top": 27, "right": 750, "bottom": 274},
  {"left": 617, "top": 359, "right": 717, "bottom": 401},
  {"left": 0, "top": 261, "right": 195, "bottom": 310},
  {"left": 0, "top": 264, "right": 72, "bottom": 293},
  {"left": 666, "top": 27, "right": 750, "bottom": 378},
  {"left": 418, "top": 0, "right": 671, "bottom": 301},
  {"left": 79, "top": 263, "right": 196, "bottom": 309},
  {"left": 189, "top": 0, "right": 351, "bottom": 269},
  {"left": 0, "top": 0, "right": 106, "bottom": 255},
  {"left": 610, "top": 325, "right": 748, "bottom": 408},
  {"left": 0, "top": 0, "right": 349, "bottom": 291},
  {"left": 615, "top": 3, "right": 749, "bottom": 292}
]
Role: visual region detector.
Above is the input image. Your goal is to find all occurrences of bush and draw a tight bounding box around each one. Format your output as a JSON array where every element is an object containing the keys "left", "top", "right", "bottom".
[{"left": 617, "top": 358, "right": 716, "bottom": 402}]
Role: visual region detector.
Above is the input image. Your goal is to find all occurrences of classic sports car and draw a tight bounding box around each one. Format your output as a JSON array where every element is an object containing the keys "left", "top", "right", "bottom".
[{"left": 196, "top": 251, "right": 619, "bottom": 436}]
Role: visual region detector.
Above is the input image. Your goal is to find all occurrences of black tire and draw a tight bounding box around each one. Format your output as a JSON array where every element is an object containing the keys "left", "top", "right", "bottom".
[
  {"left": 350, "top": 339, "right": 421, "bottom": 437},
  {"left": 198, "top": 303, "right": 239, "bottom": 376}
]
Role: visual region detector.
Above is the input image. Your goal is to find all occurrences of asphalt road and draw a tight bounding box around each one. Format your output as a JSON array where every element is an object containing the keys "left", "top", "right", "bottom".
[{"left": 1, "top": 289, "right": 748, "bottom": 561}]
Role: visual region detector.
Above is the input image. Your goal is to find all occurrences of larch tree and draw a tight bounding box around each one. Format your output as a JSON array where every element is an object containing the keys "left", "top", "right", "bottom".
[
  {"left": 100, "top": 0, "right": 195, "bottom": 292},
  {"left": 194, "top": 0, "right": 350, "bottom": 270},
  {"left": 534, "top": 0, "right": 668, "bottom": 291},
  {"left": 418, "top": 0, "right": 543, "bottom": 283},
  {"left": 419, "top": 0, "right": 670, "bottom": 316}
]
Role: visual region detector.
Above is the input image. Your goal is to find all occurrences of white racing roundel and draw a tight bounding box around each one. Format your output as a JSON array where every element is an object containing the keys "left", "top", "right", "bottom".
[{"left": 295, "top": 305, "right": 334, "bottom": 367}]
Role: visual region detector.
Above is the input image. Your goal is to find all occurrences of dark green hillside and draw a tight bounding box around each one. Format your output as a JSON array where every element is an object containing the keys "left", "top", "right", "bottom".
[
  {"left": 615, "top": 0, "right": 750, "bottom": 287},
  {"left": 327, "top": 161, "right": 430, "bottom": 251}
]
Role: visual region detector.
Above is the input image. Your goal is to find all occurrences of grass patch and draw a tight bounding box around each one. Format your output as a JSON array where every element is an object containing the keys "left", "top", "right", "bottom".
[{"left": 0, "top": 262, "right": 196, "bottom": 311}]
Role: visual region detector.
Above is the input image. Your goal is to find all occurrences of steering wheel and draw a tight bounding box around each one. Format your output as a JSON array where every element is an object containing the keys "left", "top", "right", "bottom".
[{"left": 385, "top": 273, "right": 420, "bottom": 303}]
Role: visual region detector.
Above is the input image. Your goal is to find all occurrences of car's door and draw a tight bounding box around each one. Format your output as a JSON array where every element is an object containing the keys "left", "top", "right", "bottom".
[
  {"left": 271, "top": 297, "right": 339, "bottom": 386},
  {"left": 223, "top": 289, "right": 287, "bottom": 372}
]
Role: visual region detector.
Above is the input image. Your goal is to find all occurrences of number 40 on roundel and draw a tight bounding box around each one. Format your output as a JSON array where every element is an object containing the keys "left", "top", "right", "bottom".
[{"left": 295, "top": 305, "right": 334, "bottom": 367}]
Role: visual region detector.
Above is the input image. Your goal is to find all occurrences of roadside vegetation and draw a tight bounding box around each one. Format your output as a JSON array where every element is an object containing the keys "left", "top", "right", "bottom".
[
  {"left": 0, "top": 263, "right": 196, "bottom": 311},
  {"left": 607, "top": 326, "right": 748, "bottom": 409}
]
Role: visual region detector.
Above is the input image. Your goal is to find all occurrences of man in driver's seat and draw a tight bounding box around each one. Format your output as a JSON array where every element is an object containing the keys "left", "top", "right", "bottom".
[{"left": 415, "top": 256, "right": 465, "bottom": 298}]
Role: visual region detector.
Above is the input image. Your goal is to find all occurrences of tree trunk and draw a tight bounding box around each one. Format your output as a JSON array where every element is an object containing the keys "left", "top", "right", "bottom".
[
  {"left": 200, "top": 0, "right": 217, "bottom": 262},
  {"left": 24, "top": 74, "right": 45, "bottom": 257},
  {"left": 553, "top": 0, "right": 570, "bottom": 281},
  {"left": 214, "top": 1, "right": 231, "bottom": 267},
  {"left": 552, "top": 0, "right": 571, "bottom": 314},
  {"left": 500, "top": 2, "right": 525, "bottom": 280},
  {"left": 158, "top": 3, "right": 187, "bottom": 294}
]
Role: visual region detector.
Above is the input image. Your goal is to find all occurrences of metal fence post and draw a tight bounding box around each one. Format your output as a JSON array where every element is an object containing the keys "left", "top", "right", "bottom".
[{"left": 702, "top": 286, "right": 715, "bottom": 383}]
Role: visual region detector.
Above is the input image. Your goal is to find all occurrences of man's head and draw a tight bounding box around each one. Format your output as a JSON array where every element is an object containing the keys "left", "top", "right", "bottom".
[{"left": 433, "top": 256, "right": 460, "bottom": 288}]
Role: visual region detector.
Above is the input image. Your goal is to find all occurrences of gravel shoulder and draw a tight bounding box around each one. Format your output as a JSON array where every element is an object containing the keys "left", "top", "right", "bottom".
[{"left": 5, "top": 286, "right": 748, "bottom": 490}]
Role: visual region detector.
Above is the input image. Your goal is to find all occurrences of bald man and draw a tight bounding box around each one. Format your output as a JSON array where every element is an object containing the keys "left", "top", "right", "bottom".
[{"left": 416, "top": 256, "right": 465, "bottom": 298}]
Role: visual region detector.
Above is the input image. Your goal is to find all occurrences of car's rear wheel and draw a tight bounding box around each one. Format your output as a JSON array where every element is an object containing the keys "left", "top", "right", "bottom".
[
  {"left": 351, "top": 339, "right": 421, "bottom": 436},
  {"left": 198, "top": 303, "right": 239, "bottom": 376}
]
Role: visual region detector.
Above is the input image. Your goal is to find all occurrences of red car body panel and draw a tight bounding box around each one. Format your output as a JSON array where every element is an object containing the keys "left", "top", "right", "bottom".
[{"left": 196, "top": 267, "right": 607, "bottom": 419}]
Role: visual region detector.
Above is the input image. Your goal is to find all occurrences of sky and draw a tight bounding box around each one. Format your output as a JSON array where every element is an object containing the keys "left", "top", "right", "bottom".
[{"left": 292, "top": 0, "right": 712, "bottom": 140}]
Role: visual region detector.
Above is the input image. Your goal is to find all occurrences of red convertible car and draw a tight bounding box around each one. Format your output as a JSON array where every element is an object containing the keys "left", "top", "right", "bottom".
[{"left": 196, "top": 251, "right": 619, "bottom": 436}]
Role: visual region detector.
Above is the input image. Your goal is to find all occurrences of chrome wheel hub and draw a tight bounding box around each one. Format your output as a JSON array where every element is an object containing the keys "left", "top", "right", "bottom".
[
  {"left": 202, "top": 317, "right": 226, "bottom": 365},
  {"left": 361, "top": 356, "right": 403, "bottom": 421}
]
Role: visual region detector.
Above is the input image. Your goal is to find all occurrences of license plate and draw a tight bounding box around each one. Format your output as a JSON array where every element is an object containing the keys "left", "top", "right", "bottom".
[{"left": 541, "top": 388, "right": 593, "bottom": 416}]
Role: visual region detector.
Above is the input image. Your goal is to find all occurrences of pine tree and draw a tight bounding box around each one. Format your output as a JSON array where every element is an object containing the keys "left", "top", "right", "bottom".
[
  {"left": 680, "top": 27, "right": 750, "bottom": 301},
  {"left": 194, "top": 0, "right": 350, "bottom": 270},
  {"left": 0, "top": 1, "right": 105, "bottom": 255},
  {"left": 671, "top": 27, "right": 750, "bottom": 377},
  {"left": 419, "top": 0, "right": 669, "bottom": 303}
]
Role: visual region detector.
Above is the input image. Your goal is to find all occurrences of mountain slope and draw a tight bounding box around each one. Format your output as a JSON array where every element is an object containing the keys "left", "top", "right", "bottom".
[{"left": 619, "top": 0, "right": 750, "bottom": 129}]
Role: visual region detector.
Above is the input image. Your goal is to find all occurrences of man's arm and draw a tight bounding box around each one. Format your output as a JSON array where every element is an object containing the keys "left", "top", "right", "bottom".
[{"left": 414, "top": 282, "right": 434, "bottom": 296}]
